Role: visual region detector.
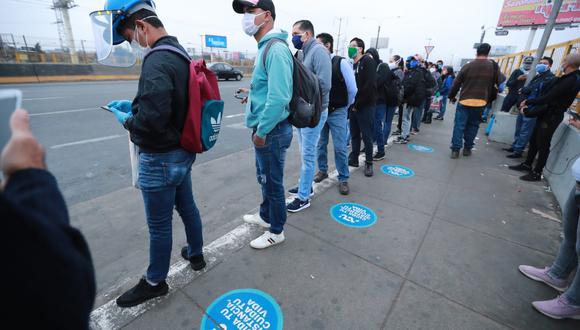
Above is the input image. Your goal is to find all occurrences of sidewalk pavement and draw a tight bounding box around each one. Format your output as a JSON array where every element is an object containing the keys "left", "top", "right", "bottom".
[{"left": 91, "top": 109, "right": 579, "bottom": 330}]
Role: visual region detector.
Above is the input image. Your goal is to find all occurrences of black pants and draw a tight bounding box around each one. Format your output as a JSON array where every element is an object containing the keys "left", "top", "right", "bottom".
[
  {"left": 350, "top": 105, "right": 375, "bottom": 165},
  {"left": 524, "top": 115, "right": 563, "bottom": 173},
  {"left": 397, "top": 104, "right": 404, "bottom": 131},
  {"left": 501, "top": 93, "right": 519, "bottom": 112},
  {"left": 422, "top": 97, "right": 433, "bottom": 123}
]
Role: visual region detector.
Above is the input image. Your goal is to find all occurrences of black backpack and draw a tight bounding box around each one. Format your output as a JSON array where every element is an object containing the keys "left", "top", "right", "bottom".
[
  {"left": 262, "top": 38, "right": 322, "bottom": 128},
  {"left": 378, "top": 64, "right": 402, "bottom": 106}
]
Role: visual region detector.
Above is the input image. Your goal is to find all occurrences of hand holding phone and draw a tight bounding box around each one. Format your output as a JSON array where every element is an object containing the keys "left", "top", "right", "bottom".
[
  {"left": 0, "top": 89, "right": 22, "bottom": 152},
  {"left": 235, "top": 88, "right": 249, "bottom": 104},
  {"left": 101, "top": 106, "right": 113, "bottom": 113}
]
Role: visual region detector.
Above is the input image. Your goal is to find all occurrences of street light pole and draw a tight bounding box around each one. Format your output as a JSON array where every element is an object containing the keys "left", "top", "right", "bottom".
[
  {"left": 525, "top": 0, "right": 564, "bottom": 86},
  {"left": 375, "top": 25, "right": 381, "bottom": 48}
]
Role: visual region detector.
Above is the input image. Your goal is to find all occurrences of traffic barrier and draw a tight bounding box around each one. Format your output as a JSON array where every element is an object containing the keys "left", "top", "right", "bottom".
[
  {"left": 544, "top": 122, "right": 579, "bottom": 208},
  {"left": 488, "top": 94, "right": 517, "bottom": 145}
]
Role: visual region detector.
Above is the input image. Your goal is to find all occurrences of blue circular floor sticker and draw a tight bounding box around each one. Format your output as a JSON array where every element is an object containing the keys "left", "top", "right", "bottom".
[
  {"left": 330, "top": 203, "right": 377, "bottom": 228},
  {"left": 408, "top": 144, "right": 434, "bottom": 153},
  {"left": 382, "top": 165, "right": 415, "bottom": 178},
  {"left": 201, "top": 289, "right": 283, "bottom": 330}
]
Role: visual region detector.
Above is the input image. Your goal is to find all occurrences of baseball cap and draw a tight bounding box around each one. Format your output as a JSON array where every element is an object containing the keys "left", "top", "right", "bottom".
[
  {"left": 523, "top": 56, "right": 534, "bottom": 64},
  {"left": 232, "top": 0, "right": 276, "bottom": 19}
]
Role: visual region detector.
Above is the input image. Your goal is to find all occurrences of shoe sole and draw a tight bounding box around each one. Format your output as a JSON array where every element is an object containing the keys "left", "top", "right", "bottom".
[
  {"left": 373, "top": 157, "right": 386, "bottom": 161},
  {"left": 116, "top": 289, "right": 169, "bottom": 308},
  {"left": 287, "top": 203, "right": 311, "bottom": 213},
  {"left": 532, "top": 303, "right": 580, "bottom": 320},
  {"left": 518, "top": 267, "right": 567, "bottom": 292}
]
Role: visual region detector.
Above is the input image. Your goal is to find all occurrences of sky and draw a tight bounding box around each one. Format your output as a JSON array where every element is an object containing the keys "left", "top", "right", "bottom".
[{"left": 1, "top": 0, "right": 579, "bottom": 67}]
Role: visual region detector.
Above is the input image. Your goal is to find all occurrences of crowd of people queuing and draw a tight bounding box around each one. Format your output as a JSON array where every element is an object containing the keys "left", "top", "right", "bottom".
[{"left": 2, "top": 0, "right": 580, "bottom": 327}]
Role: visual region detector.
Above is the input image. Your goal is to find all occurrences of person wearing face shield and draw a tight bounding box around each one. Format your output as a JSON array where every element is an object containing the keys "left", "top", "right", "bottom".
[
  {"left": 501, "top": 56, "right": 534, "bottom": 113},
  {"left": 504, "top": 57, "right": 555, "bottom": 159},
  {"left": 509, "top": 53, "right": 580, "bottom": 182},
  {"left": 233, "top": 0, "right": 295, "bottom": 250},
  {"left": 90, "top": 0, "right": 207, "bottom": 308}
]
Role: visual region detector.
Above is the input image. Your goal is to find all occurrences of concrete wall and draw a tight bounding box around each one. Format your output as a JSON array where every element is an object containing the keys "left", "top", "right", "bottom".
[
  {"left": 0, "top": 63, "right": 142, "bottom": 83},
  {"left": 544, "top": 122, "right": 579, "bottom": 208}
]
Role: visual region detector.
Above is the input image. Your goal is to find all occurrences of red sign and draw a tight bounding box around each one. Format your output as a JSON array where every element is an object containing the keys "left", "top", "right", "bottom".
[{"left": 498, "top": 0, "right": 580, "bottom": 28}]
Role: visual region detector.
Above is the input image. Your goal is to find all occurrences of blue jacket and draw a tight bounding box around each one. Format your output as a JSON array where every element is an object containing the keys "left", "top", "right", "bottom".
[
  {"left": 438, "top": 75, "right": 455, "bottom": 96},
  {"left": 246, "top": 30, "right": 293, "bottom": 138},
  {"left": 301, "top": 38, "right": 332, "bottom": 110}
]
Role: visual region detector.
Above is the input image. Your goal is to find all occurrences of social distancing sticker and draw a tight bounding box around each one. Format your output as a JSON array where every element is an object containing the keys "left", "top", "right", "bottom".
[
  {"left": 330, "top": 203, "right": 377, "bottom": 228},
  {"left": 201, "top": 289, "right": 283, "bottom": 330},
  {"left": 381, "top": 165, "right": 415, "bottom": 178},
  {"left": 408, "top": 144, "right": 434, "bottom": 153}
]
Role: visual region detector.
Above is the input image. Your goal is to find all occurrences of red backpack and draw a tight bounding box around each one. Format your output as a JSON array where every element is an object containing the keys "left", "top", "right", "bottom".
[{"left": 145, "top": 45, "right": 224, "bottom": 153}]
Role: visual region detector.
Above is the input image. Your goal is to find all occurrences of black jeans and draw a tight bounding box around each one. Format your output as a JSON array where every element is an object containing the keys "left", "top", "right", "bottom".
[
  {"left": 524, "top": 115, "right": 563, "bottom": 173},
  {"left": 500, "top": 93, "right": 519, "bottom": 112},
  {"left": 349, "top": 105, "right": 375, "bottom": 164}
]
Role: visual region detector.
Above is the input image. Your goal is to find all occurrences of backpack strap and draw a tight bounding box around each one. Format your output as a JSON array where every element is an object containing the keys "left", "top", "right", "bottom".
[
  {"left": 261, "top": 38, "right": 286, "bottom": 69},
  {"left": 144, "top": 45, "right": 192, "bottom": 62}
]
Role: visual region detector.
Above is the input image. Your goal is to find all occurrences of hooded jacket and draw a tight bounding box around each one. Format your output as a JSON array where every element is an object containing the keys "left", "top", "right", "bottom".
[{"left": 246, "top": 30, "right": 293, "bottom": 138}]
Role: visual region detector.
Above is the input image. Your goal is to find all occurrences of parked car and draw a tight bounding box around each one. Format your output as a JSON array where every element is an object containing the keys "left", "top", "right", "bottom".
[{"left": 209, "top": 62, "right": 244, "bottom": 81}]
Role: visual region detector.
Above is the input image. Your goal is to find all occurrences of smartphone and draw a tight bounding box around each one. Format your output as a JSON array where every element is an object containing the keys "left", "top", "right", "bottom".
[
  {"left": 234, "top": 89, "right": 249, "bottom": 100},
  {"left": 567, "top": 109, "right": 580, "bottom": 121},
  {"left": 101, "top": 106, "right": 113, "bottom": 113},
  {"left": 0, "top": 89, "right": 22, "bottom": 151}
]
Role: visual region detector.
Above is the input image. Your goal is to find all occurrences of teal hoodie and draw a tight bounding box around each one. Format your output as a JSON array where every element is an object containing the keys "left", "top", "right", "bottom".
[{"left": 246, "top": 29, "right": 293, "bottom": 138}]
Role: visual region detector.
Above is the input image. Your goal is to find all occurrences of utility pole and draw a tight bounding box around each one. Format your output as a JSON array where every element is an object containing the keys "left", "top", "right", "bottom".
[
  {"left": 375, "top": 25, "right": 381, "bottom": 49},
  {"left": 335, "top": 17, "right": 344, "bottom": 55},
  {"left": 200, "top": 35, "right": 205, "bottom": 60},
  {"left": 52, "top": 0, "right": 78, "bottom": 64},
  {"left": 525, "top": 0, "right": 564, "bottom": 86}
]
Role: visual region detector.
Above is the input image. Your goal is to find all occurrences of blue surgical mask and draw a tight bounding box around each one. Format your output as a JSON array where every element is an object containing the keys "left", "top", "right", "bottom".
[
  {"left": 292, "top": 35, "right": 304, "bottom": 50},
  {"left": 536, "top": 63, "right": 549, "bottom": 74}
]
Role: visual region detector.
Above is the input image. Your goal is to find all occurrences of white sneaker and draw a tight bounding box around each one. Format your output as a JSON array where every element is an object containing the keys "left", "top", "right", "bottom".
[
  {"left": 242, "top": 214, "right": 270, "bottom": 228},
  {"left": 250, "top": 231, "right": 285, "bottom": 249}
]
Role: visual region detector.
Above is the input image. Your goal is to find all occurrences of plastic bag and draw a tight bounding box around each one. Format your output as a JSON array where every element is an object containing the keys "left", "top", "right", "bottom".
[{"left": 128, "top": 134, "right": 140, "bottom": 189}]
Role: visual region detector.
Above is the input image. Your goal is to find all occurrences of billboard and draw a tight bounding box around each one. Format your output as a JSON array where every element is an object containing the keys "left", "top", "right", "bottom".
[
  {"left": 497, "top": 0, "right": 580, "bottom": 28},
  {"left": 205, "top": 35, "right": 227, "bottom": 49}
]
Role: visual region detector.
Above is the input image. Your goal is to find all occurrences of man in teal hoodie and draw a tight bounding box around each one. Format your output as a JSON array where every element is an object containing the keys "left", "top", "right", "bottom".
[{"left": 233, "top": 0, "right": 294, "bottom": 249}]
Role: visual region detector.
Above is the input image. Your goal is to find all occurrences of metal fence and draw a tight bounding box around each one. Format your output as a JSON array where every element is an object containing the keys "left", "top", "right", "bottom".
[
  {"left": 0, "top": 33, "right": 257, "bottom": 68},
  {"left": 495, "top": 37, "right": 580, "bottom": 77}
]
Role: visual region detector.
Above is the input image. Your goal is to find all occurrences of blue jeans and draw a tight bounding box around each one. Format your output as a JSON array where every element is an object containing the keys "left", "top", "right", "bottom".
[
  {"left": 412, "top": 101, "right": 425, "bottom": 131},
  {"left": 451, "top": 103, "right": 484, "bottom": 151},
  {"left": 373, "top": 103, "right": 397, "bottom": 154},
  {"left": 482, "top": 104, "right": 492, "bottom": 121},
  {"left": 401, "top": 104, "right": 417, "bottom": 139},
  {"left": 500, "top": 93, "right": 519, "bottom": 112},
  {"left": 255, "top": 119, "right": 293, "bottom": 235},
  {"left": 318, "top": 107, "right": 349, "bottom": 183},
  {"left": 139, "top": 149, "right": 203, "bottom": 283},
  {"left": 297, "top": 110, "right": 328, "bottom": 201},
  {"left": 549, "top": 187, "right": 580, "bottom": 305},
  {"left": 512, "top": 113, "right": 537, "bottom": 153},
  {"left": 438, "top": 97, "right": 448, "bottom": 118}
]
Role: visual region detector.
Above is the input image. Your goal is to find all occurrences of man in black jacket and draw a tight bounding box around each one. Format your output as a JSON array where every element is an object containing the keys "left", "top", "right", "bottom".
[
  {"left": 501, "top": 56, "right": 534, "bottom": 113},
  {"left": 348, "top": 37, "right": 377, "bottom": 177},
  {"left": 1, "top": 109, "right": 95, "bottom": 329},
  {"left": 395, "top": 56, "right": 427, "bottom": 144},
  {"left": 510, "top": 53, "right": 580, "bottom": 181},
  {"left": 103, "top": 6, "right": 206, "bottom": 307}
]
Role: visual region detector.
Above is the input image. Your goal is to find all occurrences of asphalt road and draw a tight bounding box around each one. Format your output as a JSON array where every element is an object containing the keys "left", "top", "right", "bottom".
[{"left": 4, "top": 80, "right": 253, "bottom": 206}]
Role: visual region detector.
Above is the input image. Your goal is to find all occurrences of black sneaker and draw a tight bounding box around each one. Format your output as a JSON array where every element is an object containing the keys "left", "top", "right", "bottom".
[
  {"left": 394, "top": 137, "right": 409, "bottom": 144},
  {"left": 116, "top": 278, "right": 169, "bottom": 308},
  {"left": 180, "top": 247, "right": 206, "bottom": 271},
  {"left": 392, "top": 130, "right": 402, "bottom": 136},
  {"left": 506, "top": 153, "right": 523, "bottom": 159},
  {"left": 520, "top": 171, "right": 542, "bottom": 182},
  {"left": 373, "top": 152, "right": 386, "bottom": 161},
  {"left": 364, "top": 163, "right": 374, "bottom": 177},
  {"left": 288, "top": 186, "right": 314, "bottom": 197},
  {"left": 451, "top": 150, "right": 460, "bottom": 159},
  {"left": 338, "top": 182, "right": 350, "bottom": 195},
  {"left": 502, "top": 147, "right": 514, "bottom": 153},
  {"left": 463, "top": 149, "right": 472, "bottom": 157},
  {"left": 348, "top": 159, "right": 360, "bottom": 167},
  {"left": 509, "top": 163, "right": 532, "bottom": 172},
  {"left": 314, "top": 171, "right": 329, "bottom": 183},
  {"left": 287, "top": 198, "right": 310, "bottom": 213}
]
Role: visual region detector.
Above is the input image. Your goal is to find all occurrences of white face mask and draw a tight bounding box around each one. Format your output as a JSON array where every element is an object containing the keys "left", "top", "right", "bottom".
[
  {"left": 388, "top": 62, "right": 397, "bottom": 70},
  {"left": 242, "top": 12, "right": 266, "bottom": 36},
  {"left": 429, "top": 68, "right": 436, "bottom": 73}
]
